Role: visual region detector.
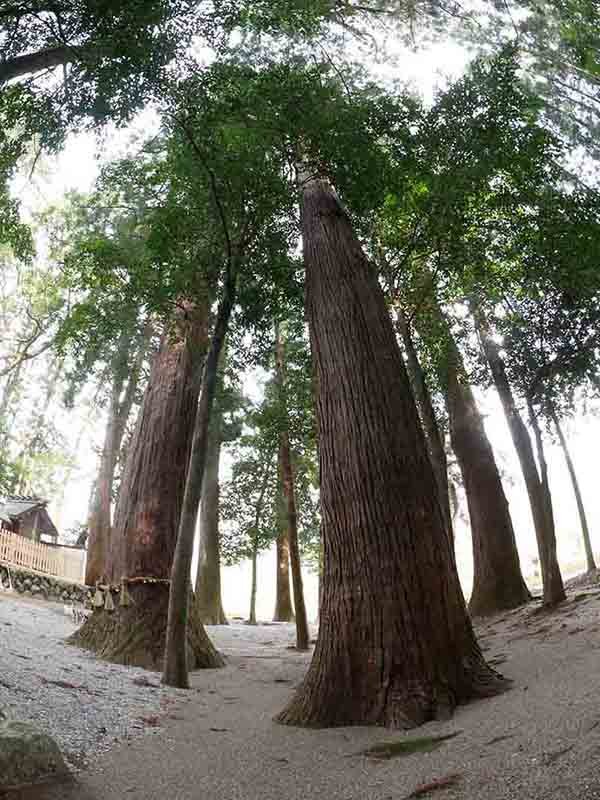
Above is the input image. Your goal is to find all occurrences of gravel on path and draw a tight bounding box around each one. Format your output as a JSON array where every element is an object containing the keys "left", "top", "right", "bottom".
[
  {"left": 3, "top": 588, "right": 600, "bottom": 800},
  {"left": 0, "top": 592, "right": 202, "bottom": 770}
]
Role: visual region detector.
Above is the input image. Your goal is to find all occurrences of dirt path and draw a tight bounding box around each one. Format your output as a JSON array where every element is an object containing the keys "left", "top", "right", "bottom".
[{"left": 3, "top": 590, "right": 600, "bottom": 799}]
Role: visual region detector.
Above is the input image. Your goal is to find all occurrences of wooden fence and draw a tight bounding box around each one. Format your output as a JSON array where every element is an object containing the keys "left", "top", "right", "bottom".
[{"left": 0, "top": 530, "right": 85, "bottom": 583}]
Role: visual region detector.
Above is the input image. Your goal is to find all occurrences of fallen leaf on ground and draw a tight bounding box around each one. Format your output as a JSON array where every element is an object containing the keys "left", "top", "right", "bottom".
[
  {"left": 360, "top": 732, "right": 461, "bottom": 761},
  {"left": 485, "top": 733, "right": 515, "bottom": 746},
  {"left": 133, "top": 675, "right": 158, "bottom": 688},
  {"left": 405, "top": 773, "right": 462, "bottom": 798},
  {"left": 137, "top": 715, "right": 161, "bottom": 727}
]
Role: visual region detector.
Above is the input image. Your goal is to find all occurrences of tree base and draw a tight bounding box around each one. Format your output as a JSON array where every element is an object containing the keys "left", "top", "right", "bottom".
[
  {"left": 68, "top": 584, "right": 224, "bottom": 671},
  {"left": 273, "top": 611, "right": 295, "bottom": 623},
  {"left": 198, "top": 602, "right": 229, "bottom": 626},
  {"left": 468, "top": 583, "right": 531, "bottom": 618},
  {"left": 276, "top": 640, "right": 509, "bottom": 729}
]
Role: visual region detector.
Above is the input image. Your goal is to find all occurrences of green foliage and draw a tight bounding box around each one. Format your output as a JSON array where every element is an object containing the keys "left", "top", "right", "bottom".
[
  {"left": 220, "top": 323, "right": 319, "bottom": 568},
  {"left": 220, "top": 420, "right": 277, "bottom": 565},
  {"left": 373, "top": 49, "right": 600, "bottom": 423}
]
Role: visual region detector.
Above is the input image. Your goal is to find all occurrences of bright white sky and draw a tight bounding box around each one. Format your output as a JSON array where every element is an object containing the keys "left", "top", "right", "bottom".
[{"left": 10, "top": 33, "right": 600, "bottom": 622}]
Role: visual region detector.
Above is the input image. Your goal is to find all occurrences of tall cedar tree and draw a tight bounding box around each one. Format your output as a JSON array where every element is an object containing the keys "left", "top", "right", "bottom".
[
  {"left": 416, "top": 301, "right": 530, "bottom": 616},
  {"left": 473, "top": 308, "right": 565, "bottom": 605},
  {"left": 277, "top": 174, "right": 505, "bottom": 728},
  {"left": 71, "top": 302, "right": 223, "bottom": 670}
]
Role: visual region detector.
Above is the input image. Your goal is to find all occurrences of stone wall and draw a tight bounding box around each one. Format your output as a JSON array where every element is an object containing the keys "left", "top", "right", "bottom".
[{"left": 0, "top": 563, "right": 92, "bottom": 606}]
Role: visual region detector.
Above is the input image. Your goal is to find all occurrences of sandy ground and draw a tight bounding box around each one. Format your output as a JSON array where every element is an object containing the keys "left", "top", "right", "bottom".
[{"left": 3, "top": 587, "right": 600, "bottom": 800}]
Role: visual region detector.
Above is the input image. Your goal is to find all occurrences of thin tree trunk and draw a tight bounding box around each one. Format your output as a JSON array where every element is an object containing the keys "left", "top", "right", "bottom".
[
  {"left": 273, "top": 460, "right": 294, "bottom": 622},
  {"left": 86, "top": 326, "right": 151, "bottom": 586},
  {"left": 195, "top": 411, "right": 228, "bottom": 625},
  {"left": 394, "top": 305, "right": 453, "bottom": 541},
  {"left": 163, "top": 270, "right": 236, "bottom": 689},
  {"left": 527, "top": 396, "right": 566, "bottom": 603},
  {"left": 248, "top": 538, "right": 258, "bottom": 625},
  {"left": 70, "top": 301, "right": 222, "bottom": 671},
  {"left": 275, "top": 323, "right": 310, "bottom": 651},
  {"left": 85, "top": 378, "right": 121, "bottom": 586},
  {"left": 551, "top": 408, "right": 596, "bottom": 572},
  {"left": 419, "top": 303, "right": 530, "bottom": 616},
  {"left": 246, "top": 458, "right": 272, "bottom": 624},
  {"left": 277, "top": 174, "right": 505, "bottom": 729},
  {"left": 473, "top": 307, "right": 565, "bottom": 606}
]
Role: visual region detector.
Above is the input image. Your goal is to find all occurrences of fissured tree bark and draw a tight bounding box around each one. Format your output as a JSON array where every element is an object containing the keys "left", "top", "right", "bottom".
[
  {"left": 273, "top": 464, "right": 295, "bottom": 622},
  {"left": 277, "top": 175, "right": 505, "bottom": 729},
  {"left": 195, "top": 410, "right": 228, "bottom": 625},
  {"left": 472, "top": 307, "right": 565, "bottom": 606},
  {"left": 417, "top": 302, "right": 530, "bottom": 616},
  {"left": 70, "top": 302, "right": 223, "bottom": 670}
]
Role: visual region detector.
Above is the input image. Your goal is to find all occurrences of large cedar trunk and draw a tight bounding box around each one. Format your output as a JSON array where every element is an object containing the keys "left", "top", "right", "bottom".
[
  {"left": 473, "top": 310, "right": 565, "bottom": 606},
  {"left": 195, "top": 416, "right": 228, "bottom": 625},
  {"left": 70, "top": 305, "right": 223, "bottom": 670},
  {"left": 421, "top": 304, "right": 529, "bottom": 617},
  {"left": 273, "top": 466, "right": 295, "bottom": 622},
  {"left": 277, "top": 176, "right": 505, "bottom": 729},
  {"left": 275, "top": 324, "right": 310, "bottom": 650}
]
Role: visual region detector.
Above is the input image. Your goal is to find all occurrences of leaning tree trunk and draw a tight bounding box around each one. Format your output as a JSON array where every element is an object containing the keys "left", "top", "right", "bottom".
[
  {"left": 275, "top": 324, "right": 310, "bottom": 651},
  {"left": 195, "top": 411, "right": 228, "bottom": 625},
  {"left": 163, "top": 270, "right": 236, "bottom": 688},
  {"left": 473, "top": 308, "right": 565, "bottom": 606},
  {"left": 527, "top": 397, "right": 566, "bottom": 603},
  {"left": 551, "top": 407, "right": 596, "bottom": 573},
  {"left": 273, "top": 463, "right": 294, "bottom": 622},
  {"left": 277, "top": 175, "right": 506, "bottom": 729},
  {"left": 70, "top": 302, "right": 222, "bottom": 671},
  {"left": 394, "top": 305, "right": 453, "bottom": 542},
  {"left": 419, "top": 303, "right": 530, "bottom": 617}
]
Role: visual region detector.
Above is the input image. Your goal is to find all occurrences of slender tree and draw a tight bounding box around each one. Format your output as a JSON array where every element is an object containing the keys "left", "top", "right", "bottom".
[
  {"left": 550, "top": 407, "right": 596, "bottom": 573},
  {"left": 473, "top": 307, "right": 566, "bottom": 605},
  {"left": 195, "top": 409, "right": 228, "bottom": 625},
  {"left": 86, "top": 325, "right": 150, "bottom": 585},
  {"left": 273, "top": 465, "right": 295, "bottom": 622},
  {"left": 412, "top": 299, "right": 530, "bottom": 616},
  {"left": 164, "top": 268, "right": 235, "bottom": 686},
  {"left": 274, "top": 322, "right": 309, "bottom": 650},
  {"left": 247, "top": 454, "right": 273, "bottom": 625},
  {"left": 394, "top": 304, "right": 453, "bottom": 541}
]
